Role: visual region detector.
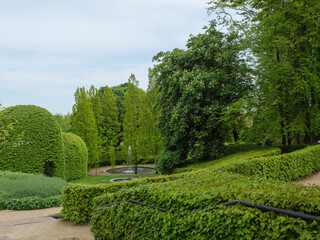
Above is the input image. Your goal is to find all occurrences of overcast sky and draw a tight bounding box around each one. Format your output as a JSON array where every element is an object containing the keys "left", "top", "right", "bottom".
[{"left": 0, "top": 0, "right": 211, "bottom": 114}]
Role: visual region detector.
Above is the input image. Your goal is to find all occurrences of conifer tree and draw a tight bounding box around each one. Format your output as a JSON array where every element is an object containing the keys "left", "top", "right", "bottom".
[
  {"left": 100, "top": 85, "right": 120, "bottom": 164},
  {"left": 122, "top": 74, "right": 142, "bottom": 174},
  {"left": 71, "top": 87, "right": 100, "bottom": 169}
]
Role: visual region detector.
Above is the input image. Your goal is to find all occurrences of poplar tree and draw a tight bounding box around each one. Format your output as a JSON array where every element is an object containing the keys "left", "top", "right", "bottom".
[
  {"left": 122, "top": 74, "right": 142, "bottom": 174},
  {"left": 71, "top": 87, "right": 100, "bottom": 168},
  {"left": 100, "top": 85, "right": 120, "bottom": 164}
]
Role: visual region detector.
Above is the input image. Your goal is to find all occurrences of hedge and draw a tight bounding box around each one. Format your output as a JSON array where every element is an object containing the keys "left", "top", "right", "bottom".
[
  {"left": 61, "top": 172, "right": 195, "bottom": 224},
  {"left": 91, "top": 202, "right": 320, "bottom": 240},
  {"left": 223, "top": 145, "right": 320, "bottom": 181},
  {"left": 0, "top": 105, "right": 65, "bottom": 178},
  {"left": 91, "top": 170, "right": 320, "bottom": 239},
  {"left": 62, "top": 132, "right": 88, "bottom": 181}
]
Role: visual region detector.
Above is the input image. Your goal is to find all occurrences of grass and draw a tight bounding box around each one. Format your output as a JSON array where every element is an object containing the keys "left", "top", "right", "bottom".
[
  {"left": 0, "top": 171, "right": 68, "bottom": 198},
  {"left": 173, "top": 147, "right": 281, "bottom": 173},
  {"left": 71, "top": 173, "right": 160, "bottom": 185}
]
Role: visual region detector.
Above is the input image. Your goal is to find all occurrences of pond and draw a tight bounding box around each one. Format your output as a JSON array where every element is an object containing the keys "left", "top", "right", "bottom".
[{"left": 104, "top": 166, "right": 155, "bottom": 175}]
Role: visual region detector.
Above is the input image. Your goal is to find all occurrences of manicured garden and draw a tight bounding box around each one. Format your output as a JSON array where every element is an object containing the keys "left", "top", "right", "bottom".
[{"left": 62, "top": 145, "right": 320, "bottom": 239}]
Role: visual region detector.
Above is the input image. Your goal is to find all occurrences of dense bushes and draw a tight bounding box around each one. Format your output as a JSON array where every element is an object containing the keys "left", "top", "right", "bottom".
[
  {"left": 0, "top": 171, "right": 67, "bottom": 210},
  {"left": 91, "top": 170, "right": 320, "bottom": 239},
  {"left": 224, "top": 145, "right": 320, "bottom": 181},
  {"left": 62, "top": 132, "right": 88, "bottom": 181},
  {"left": 91, "top": 202, "right": 319, "bottom": 240},
  {"left": 0, "top": 105, "right": 65, "bottom": 178}
]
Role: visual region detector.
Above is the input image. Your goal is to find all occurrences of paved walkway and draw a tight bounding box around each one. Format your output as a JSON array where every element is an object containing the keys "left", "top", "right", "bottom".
[
  {"left": 295, "top": 170, "right": 320, "bottom": 186},
  {"left": 0, "top": 207, "right": 93, "bottom": 240}
]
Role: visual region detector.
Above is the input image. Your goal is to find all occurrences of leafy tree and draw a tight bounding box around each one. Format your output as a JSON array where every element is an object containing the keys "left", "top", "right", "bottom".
[
  {"left": 100, "top": 85, "right": 120, "bottom": 164},
  {"left": 151, "top": 22, "right": 252, "bottom": 173},
  {"left": 209, "top": 0, "right": 320, "bottom": 144},
  {"left": 136, "top": 75, "right": 163, "bottom": 163},
  {"left": 54, "top": 113, "right": 72, "bottom": 132},
  {"left": 71, "top": 87, "right": 100, "bottom": 169},
  {"left": 122, "top": 74, "right": 144, "bottom": 174}
]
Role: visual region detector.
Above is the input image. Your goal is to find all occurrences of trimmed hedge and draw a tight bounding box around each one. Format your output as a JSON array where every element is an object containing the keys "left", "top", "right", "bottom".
[
  {"left": 0, "top": 105, "right": 65, "bottom": 178},
  {"left": 91, "top": 202, "right": 320, "bottom": 240},
  {"left": 223, "top": 145, "right": 320, "bottom": 181},
  {"left": 62, "top": 132, "right": 88, "bottom": 181},
  {"left": 91, "top": 170, "right": 320, "bottom": 239},
  {"left": 61, "top": 173, "right": 193, "bottom": 224}
]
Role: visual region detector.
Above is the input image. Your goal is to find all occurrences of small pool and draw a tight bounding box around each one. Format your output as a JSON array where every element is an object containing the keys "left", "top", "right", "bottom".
[{"left": 104, "top": 166, "right": 155, "bottom": 175}]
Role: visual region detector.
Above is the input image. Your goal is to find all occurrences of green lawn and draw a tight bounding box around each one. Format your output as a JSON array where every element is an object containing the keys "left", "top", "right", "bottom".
[{"left": 71, "top": 173, "right": 160, "bottom": 185}]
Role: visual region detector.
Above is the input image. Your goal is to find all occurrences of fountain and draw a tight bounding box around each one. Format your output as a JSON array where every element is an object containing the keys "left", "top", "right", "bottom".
[{"left": 104, "top": 145, "right": 156, "bottom": 175}]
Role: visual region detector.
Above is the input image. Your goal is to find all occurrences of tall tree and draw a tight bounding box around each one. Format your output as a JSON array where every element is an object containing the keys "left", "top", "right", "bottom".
[
  {"left": 151, "top": 22, "right": 252, "bottom": 173},
  {"left": 122, "top": 74, "right": 143, "bottom": 174},
  {"left": 100, "top": 85, "right": 120, "bottom": 164},
  {"left": 209, "top": 0, "right": 320, "bottom": 144},
  {"left": 136, "top": 74, "right": 163, "bottom": 162},
  {"left": 71, "top": 87, "right": 100, "bottom": 168}
]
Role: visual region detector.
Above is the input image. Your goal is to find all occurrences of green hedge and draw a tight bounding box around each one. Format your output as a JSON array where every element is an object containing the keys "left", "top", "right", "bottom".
[
  {"left": 62, "top": 132, "right": 88, "bottom": 181},
  {"left": 61, "top": 173, "right": 193, "bottom": 224},
  {"left": 0, "top": 105, "right": 64, "bottom": 178},
  {"left": 223, "top": 145, "right": 320, "bottom": 181},
  {"left": 91, "top": 170, "right": 320, "bottom": 239},
  {"left": 91, "top": 202, "right": 320, "bottom": 240}
]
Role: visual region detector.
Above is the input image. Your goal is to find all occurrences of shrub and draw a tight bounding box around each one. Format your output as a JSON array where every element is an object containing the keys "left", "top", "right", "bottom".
[
  {"left": 0, "top": 105, "right": 64, "bottom": 178},
  {"left": 223, "top": 145, "right": 320, "bottom": 181},
  {"left": 61, "top": 173, "right": 193, "bottom": 224},
  {"left": 91, "top": 202, "right": 320, "bottom": 240},
  {"left": 62, "top": 132, "right": 88, "bottom": 181},
  {"left": 0, "top": 171, "right": 67, "bottom": 210},
  {"left": 91, "top": 170, "right": 320, "bottom": 239}
]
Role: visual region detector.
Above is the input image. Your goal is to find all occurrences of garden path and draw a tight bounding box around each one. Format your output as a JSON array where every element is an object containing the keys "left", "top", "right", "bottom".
[
  {"left": 295, "top": 170, "right": 320, "bottom": 186},
  {"left": 0, "top": 207, "right": 93, "bottom": 240}
]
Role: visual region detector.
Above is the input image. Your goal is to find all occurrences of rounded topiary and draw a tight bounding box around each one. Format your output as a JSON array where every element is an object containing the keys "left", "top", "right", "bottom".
[
  {"left": 0, "top": 105, "right": 65, "bottom": 178},
  {"left": 62, "top": 132, "right": 88, "bottom": 181}
]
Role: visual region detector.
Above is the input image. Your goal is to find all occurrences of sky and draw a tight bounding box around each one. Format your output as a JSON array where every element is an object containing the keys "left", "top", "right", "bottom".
[{"left": 0, "top": 0, "right": 211, "bottom": 115}]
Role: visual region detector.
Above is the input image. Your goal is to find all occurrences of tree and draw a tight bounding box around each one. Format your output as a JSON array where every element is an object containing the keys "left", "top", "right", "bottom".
[
  {"left": 151, "top": 22, "right": 252, "bottom": 173},
  {"left": 136, "top": 74, "right": 163, "bottom": 162},
  {"left": 54, "top": 113, "right": 72, "bottom": 132},
  {"left": 209, "top": 0, "right": 320, "bottom": 144},
  {"left": 122, "top": 74, "right": 143, "bottom": 174},
  {"left": 71, "top": 87, "right": 100, "bottom": 169},
  {"left": 100, "top": 85, "right": 120, "bottom": 164}
]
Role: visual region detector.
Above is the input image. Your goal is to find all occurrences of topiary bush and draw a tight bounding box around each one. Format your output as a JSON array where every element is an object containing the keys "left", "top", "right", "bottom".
[
  {"left": 0, "top": 105, "right": 65, "bottom": 178},
  {"left": 62, "top": 132, "right": 88, "bottom": 181}
]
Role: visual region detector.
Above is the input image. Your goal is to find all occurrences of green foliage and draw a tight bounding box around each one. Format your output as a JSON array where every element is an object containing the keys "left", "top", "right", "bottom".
[
  {"left": 122, "top": 74, "right": 145, "bottom": 173},
  {"left": 61, "top": 174, "right": 186, "bottom": 224},
  {"left": 62, "top": 132, "right": 88, "bottom": 181},
  {"left": 92, "top": 169, "right": 320, "bottom": 239},
  {"left": 173, "top": 147, "right": 281, "bottom": 174},
  {"left": 100, "top": 85, "right": 120, "bottom": 165},
  {"left": 0, "top": 171, "right": 67, "bottom": 210},
  {"left": 151, "top": 22, "right": 252, "bottom": 173},
  {"left": 0, "top": 105, "right": 65, "bottom": 178},
  {"left": 224, "top": 145, "right": 320, "bottom": 181},
  {"left": 72, "top": 87, "right": 100, "bottom": 168},
  {"left": 209, "top": 0, "right": 320, "bottom": 144},
  {"left": 54, "top": 113, "right": 72, "bottom": 132}
]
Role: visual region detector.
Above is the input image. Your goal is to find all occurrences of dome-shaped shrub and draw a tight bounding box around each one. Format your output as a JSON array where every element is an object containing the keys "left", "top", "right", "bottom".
[
  {"left": 62, "top": 132, "right": 88, "bottom": 181},
  {"left": 0, "top": 105, "right": 65, "bottom": 178}
]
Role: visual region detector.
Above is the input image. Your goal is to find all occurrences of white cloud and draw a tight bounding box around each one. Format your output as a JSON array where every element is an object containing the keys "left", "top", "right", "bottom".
[{"left": 0, "top": 0, "right": 210, "bottom": 114}]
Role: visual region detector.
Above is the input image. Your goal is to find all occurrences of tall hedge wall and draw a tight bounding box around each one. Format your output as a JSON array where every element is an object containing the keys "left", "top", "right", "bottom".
[
  {"left": 62, "top": 132, "right": 88, "bottom": 181},
  {"left": 0, "top": 105, "right": 65, "bottom": 178}
]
